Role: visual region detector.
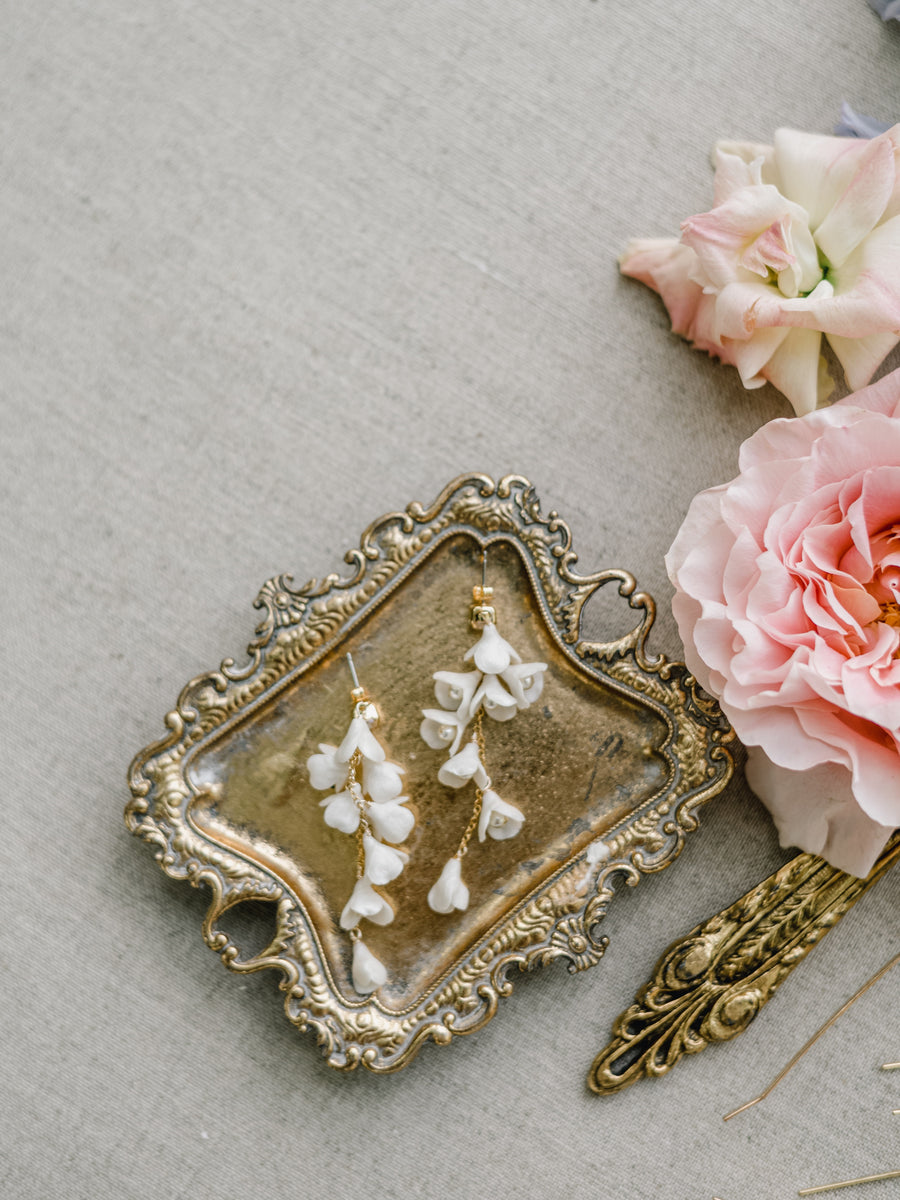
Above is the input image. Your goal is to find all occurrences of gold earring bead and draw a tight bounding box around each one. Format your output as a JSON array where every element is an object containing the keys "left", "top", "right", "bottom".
[{"left": 470, "top": 584, "right": 495, "bottom": 629}]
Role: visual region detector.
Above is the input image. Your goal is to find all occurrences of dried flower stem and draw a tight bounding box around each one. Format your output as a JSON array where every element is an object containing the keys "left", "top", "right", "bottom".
[
  {"left": 723, "top": 948, "right": 900, "bottom": 1122},
  {"left": 798, "top": 1166, "right": 900, "bottom": 1195}
]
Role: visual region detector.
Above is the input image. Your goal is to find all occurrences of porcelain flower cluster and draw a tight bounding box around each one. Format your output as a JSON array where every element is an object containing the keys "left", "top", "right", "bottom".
[
  {"left": 307, "top": 709, "right": 413, "bottom": 993},
  {"left": 621, "top": 124, "right": 900, "bottom": 416},
  {"left": 421, "top": 622, "right": 546, "bottom": 913}
]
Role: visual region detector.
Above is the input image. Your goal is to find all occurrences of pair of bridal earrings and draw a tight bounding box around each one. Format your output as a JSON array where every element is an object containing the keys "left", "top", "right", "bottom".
[{"left": 306, "top": 553, "right": 546, "bottom": 994}]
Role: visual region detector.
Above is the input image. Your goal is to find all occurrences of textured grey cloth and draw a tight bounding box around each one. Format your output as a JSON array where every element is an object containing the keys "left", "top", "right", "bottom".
[{"left": 4, "top": 2, "right": 900, "bottom": 1197}]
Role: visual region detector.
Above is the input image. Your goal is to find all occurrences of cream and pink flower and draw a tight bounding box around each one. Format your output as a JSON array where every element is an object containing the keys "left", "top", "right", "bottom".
[
  {"left": 621, "top": 125, "right": 900, "bottom": 416},
  {"left": 666, "top": 367, "right": 900, "bottom": 876}
]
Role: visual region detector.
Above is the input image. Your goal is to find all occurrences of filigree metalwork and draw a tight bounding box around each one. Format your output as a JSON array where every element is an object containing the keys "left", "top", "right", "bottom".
[
  {"left": 126, "top": 473, "right": 734, "bottom": 1073},
  {"left": 589, "top": 834, "right": 900, "bottom": 1095}
]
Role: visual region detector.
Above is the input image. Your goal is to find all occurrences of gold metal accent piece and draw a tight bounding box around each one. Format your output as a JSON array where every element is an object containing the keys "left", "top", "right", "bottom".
[
  {"left": 798, "top": 1168, "right": 900, "bottom": 1195},
  {"left": 346, "top": 652, "right": 362, "bottom": 690},
  {"left": 881, "top": 1063, "right": 900, "bottom": 1070},
  {"left": 589, "top": 834, "right": 900, "bottom": 1096},
  {"left": 126, "top": 473, "right": 734, "bottom": 1072}
]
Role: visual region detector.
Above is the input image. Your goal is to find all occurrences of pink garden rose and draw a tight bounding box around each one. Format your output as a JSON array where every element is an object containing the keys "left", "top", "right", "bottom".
[
  {"left": 666, "top": 367, "right": 900, "bottom": 877},
  {"left": 621, "top": 126, "right": 900, "bottom": 417}
]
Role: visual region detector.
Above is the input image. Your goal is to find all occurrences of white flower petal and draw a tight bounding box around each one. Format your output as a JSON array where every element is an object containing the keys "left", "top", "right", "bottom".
[
  {"left": 366, "top": 798, "right": 414, "bottom": 844},
  {"left": 306, "top": 744, "right": 348, "bottom": 791},
  {"left": 725, "top": 324, "right": 792, "bottom": 388},
  {"left": 351, "top": 938, "right": 388, "bottom": 993},
  {"left": 713, "top": 142, "right": 778, "bottom": 190},
  {"left": 745, "top": 747, "right": 893, "bottom": 879},
  {"left": 437, "top": 739, "right": 482, "bottom": 788},
  {"left": 712, "top": 147, "right": 767, "bottom": 203},
  {"left": 420, "top": 709, "right": 467, "bottom": 756},
  {"left": 336, "top": 716, "right": 386, "bottom": 765},
  {"left": 760, "top": 325, "right": 830, "bottom": 417},
  {"left": 778, "top": 217, "right": 821, "bottom": 296},
  {"left": 827, "top": 330, "right": 900, "bottom": 393},
  {"left": 472, "top": 675, "right": 518, "bottom": 722},
  {"left": 320, "top": 790, "right": 360, "bottom": 834},
  {"left": 500, "top": 662, "right": 547, "bottom": 708},
  {"left": 427, "top": 856, "right": 470, "bottom": 914},
  {"left": 814, "top": 133, "right": 897, "bottom": 268},
  {"left": 433, "top": 670, "right": 480, "bottom": 713},
  {"left": 339, "top": 903, "right": 361, "bottom": 931},
  {"left": 363, "top": 834, "right": 408, "bottom": 885},
  {"left": 362, "top": 757, "right": 405, "bottom": 804},
  {"left": 477, "top": 789, "right": 525, "bottom": 842},
  {"left": 340, "top": 878, "right": 394, "bottom": 929},
  {"left": 463, "top": 623, "right": 522, "bottom": 674},
  {"left": 773, "top": 128, "right": 871, "bottom": 228}
]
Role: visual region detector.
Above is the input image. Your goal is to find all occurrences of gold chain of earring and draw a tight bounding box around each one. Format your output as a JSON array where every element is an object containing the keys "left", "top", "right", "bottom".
[
  {"left": 456, "top": 710, "right": 487, "bottom": 857},
  {"left": 346, "top": 749, "right": 371, "bottom": 879}
]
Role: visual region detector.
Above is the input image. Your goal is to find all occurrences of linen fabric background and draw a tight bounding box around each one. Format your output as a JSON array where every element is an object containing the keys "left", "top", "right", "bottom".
[{"left": 3, "top": 2, "right": 900, "bottom": 1197}]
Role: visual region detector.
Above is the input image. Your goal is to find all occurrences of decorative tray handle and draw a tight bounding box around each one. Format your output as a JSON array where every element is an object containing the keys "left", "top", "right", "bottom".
[{"left": 588, "top": 834, "right": 900, "bottom": 1095}]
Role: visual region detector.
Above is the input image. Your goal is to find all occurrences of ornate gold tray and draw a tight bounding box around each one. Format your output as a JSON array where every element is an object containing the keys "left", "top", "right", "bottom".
[{"left": 125, "top": 473, "right": 734, "bottom": 1072}]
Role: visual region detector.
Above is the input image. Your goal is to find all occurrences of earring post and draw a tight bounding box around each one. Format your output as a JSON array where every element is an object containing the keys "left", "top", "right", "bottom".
[{"left": 345, "top": 652, "right": 360, "bottom": 690}]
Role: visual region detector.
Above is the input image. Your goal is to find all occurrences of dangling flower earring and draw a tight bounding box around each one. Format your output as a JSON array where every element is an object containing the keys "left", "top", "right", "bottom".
[
  {"left": 306, "top": 653, "right": 414, "bottom": 994},
  {"left": 420, "top": 551, "right": 547, "bottom": 914}
]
